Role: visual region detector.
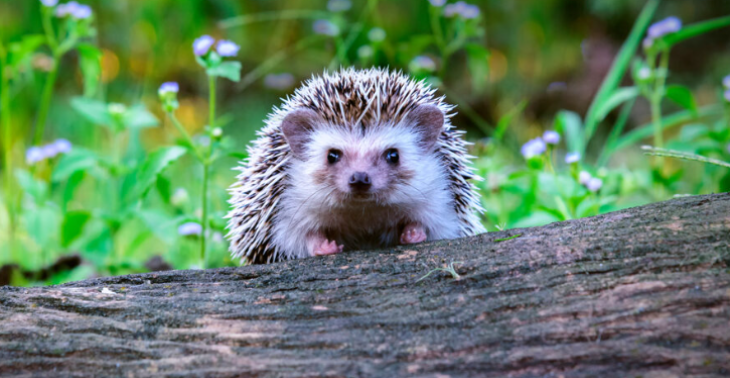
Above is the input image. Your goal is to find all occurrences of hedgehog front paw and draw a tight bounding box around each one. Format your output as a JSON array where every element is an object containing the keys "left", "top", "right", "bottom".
[
  {"left": 313, "top": 239, "right": 344, "bottom": 256},
  {"left": 400, "top": 223, "right": 427, "bottom": 245}
]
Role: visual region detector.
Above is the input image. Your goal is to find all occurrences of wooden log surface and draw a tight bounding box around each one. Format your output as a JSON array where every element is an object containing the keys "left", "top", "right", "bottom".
[{"left": 1, "top": 193, "right": 729, "bottom": 377}]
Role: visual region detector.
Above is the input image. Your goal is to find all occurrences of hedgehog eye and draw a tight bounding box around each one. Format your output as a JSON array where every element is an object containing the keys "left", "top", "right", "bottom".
[
  {"left": 384, "top": 148, "right": 399, "bottom": 165},
  {"left": 327, "top": 149, "right": 342, "bottom": 164}
]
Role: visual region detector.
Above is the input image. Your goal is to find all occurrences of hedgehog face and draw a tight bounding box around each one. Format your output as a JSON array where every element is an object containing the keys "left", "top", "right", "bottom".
[
  {"left": 311, "top": 129, "right": 412, "bottom": 201},
  {"left": 281, "top": 105, "right": 445, "bottom": 206}
]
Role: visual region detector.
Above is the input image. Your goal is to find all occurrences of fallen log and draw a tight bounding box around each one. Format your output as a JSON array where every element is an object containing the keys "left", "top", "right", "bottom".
[{"left": 1, "top": 193, "right": 729, "bottom": 377}]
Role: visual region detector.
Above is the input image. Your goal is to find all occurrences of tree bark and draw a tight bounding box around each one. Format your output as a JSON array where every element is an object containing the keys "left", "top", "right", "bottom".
[{"left": 1, "top": 193, "right": 729, "bottom": 378}]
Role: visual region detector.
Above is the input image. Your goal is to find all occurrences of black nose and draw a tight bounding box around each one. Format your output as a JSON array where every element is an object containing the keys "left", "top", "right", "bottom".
[{"left": 349, "top": 171, "right": 371, "bottom": 191}]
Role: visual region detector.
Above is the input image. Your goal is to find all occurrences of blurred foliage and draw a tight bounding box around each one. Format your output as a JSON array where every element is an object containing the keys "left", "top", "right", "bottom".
[{"left": 0, "top": 0, "right": 729, "bottom": 286}]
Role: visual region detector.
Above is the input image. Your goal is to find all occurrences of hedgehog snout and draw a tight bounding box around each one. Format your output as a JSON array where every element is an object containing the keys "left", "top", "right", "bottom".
[{"left": 348, "top": 171, "right": 372, "bottom": 192}]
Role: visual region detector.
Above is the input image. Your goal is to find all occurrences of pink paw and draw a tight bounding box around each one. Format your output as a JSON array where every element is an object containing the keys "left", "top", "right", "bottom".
[
  {"left": 400, "top": 223, "right": 427, "bottom": 245},
  {"left": 313, "top": 239, "right": 344, "bottom": 256}
]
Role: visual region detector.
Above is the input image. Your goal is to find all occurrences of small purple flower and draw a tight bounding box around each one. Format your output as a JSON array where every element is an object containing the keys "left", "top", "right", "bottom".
[
  {"left": 55, "top": 1, "right": 78, "bottom": 17},
  {"left": 171, "top": 188, "right": 189, "bottom": 207},
  {"left": 41, "top": 143, "right": 61, "bottom": 159},
  {"left": 71, "top": 4, "right": 92, "bottom": 19},
  {"left": 158, "top": 82, "right": 179, "bottom": 96},
  {"left": 193, "top": 35, "right": 215, "bottom": 56},
  {"left": 357, "top": 45, "right": 374, "bottom": 59},
  {"left": 724, "top": 90, "right": 730, "bottom": 103},
  {"left": 443, "top": 3, "right": 459, "bottom": 17},
  {"left": 41, "top": 0, "right": 58, "bottom": 7},
  {"left": 586, "top": 177, "right": 603, "bottom": 192},
  {"left": 723, "top": 75, "right": 730, "bottom": 89},
  {"left": 429, "top": 0, "right": 447, "bottom": 6},
  {"left": 565, "top": 152, "right": 580, "bottom": 164},
  {"left": 52, "top": 139, "right": 72, "bottom": 154},
  {"left": 444, "top": 1, "right": 480, "bottom": 19},
  {"left": 460, "top": 3, "right": 480, "bottom": 19},
  {"left": 313, "top": 20, "right": 340, "bottom": 36},
  {"left": 726, "top": 143, "right": 730, "bottom": 154},
  {"left": 26, "top": 147, "right": 45, "bottom": 165},
  {"left": 263, "top": 73, "right": 295, "bottom": 91},
  {"left": 543, "top": 130, "right": 560, "bottom": 145},
  {"left": 547, "top": 82, "right": 567, "bottom": 93},
  {"left": 409, "top": 55, "right": 437, "bottom": 73},
  {"left": 647, "top": 17, "right": 682, "bottom": 39},
  {"left": 216, "top": 40, "right": 240, "bottom": 57},
  {"left": 578, "top": 171, "right": 592, "bottom": 185},
  {"left": 637, "top": 67, "right": 652, "bottom": 81},
  {"left": 327, "top": 0, "right": 352, "bottom": 12},
  {"left": 178, "top": 222, "right": 202, "bottom": 236},
  {"left": 520, "top": 137, "right": 546, "bottom": 159},
  {"left": 368, "top": 27, "right": 386, "bottom": 42},
  {"left": 642, "top": 37, "right": 654, "bottom": 50}
]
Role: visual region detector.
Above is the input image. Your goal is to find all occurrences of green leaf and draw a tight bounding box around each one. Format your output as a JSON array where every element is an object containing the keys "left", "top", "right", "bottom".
[
  {"left": 207, "top": 61, "right": 242, "bottom": 82},
  {"left": 553, "top": 110, "right": 584, "bottom": 154},
  {"left": 76, "top": 43, "right": 102, "bottom": 97},
  {"left": 127, "top": 146, "right": 187, "bottom": 202},
  {"left": 136, "top": 210, "right": 183, "bottom": 245},
  {"left": 52, "top": 148, "right": 100, "bottom": 182},
  {"left": 70, "top": 97, "right": 112, "bottom": 126},
  {"left": 661, "top": 15, "right": 730, "bottom": 47},
  {"left": 123, "top": 104, "right": 159, "bottom": 129},
  {"left": 61, "top": 211, "right": 91, "bottom": 248},
  {"left": 156, "top": 174, "right": 172, "bottom": 204},
  {"left": 464, "top": 43, "right": 490, "bottom": 93},
  {"left": 584, "top": 0, "right": 659, "bottom": 142},
  {"left": 227, "top": 151, "right": 248, "bottom": 160},
  {"left": 62, "top": 170, "right": 85, "bottom": 211},
  {"left": 665, "top": 85, "right": 697, "bottom": 115},
  {"left": 8, "top": 35, "right": 46, "bottom": 68},
  {"left": 678, "top": 124, "right": 709, "bottom": 142},
  {"left": 611, "top": 105, "right": 721, "bottom": 154},
  {"left": 594, "top": 87, "right": 640, "bottom": 124},
  {"left": 24, "top": 205, "right": 61, "bottom": 253},
  {"left": 15, "top": 169, "right": 48, "bottom": 203}
]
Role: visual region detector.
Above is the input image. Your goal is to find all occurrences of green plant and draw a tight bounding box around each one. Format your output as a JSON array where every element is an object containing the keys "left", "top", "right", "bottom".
[{"left": 160, "top": 36, "right": 242, "bottom": 268}]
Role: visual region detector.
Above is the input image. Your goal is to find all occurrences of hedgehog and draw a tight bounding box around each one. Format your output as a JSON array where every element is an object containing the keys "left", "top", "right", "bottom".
[{"left": 226, "top": 68, "right": 485, "bottom": 264}]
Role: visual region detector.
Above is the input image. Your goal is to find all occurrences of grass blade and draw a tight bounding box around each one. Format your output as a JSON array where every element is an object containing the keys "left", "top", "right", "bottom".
[
  {"left": 584, "top": 0, "right": 659, "bottom": 142},
  {"left": 609, "top": 105, "right": 721, "bottom": 154},
  {"left": 641, "top": 146, "right": 730, "bottom": 169},
  {"left": 662, "top": 15, "right": 730, "bottom": 47}
]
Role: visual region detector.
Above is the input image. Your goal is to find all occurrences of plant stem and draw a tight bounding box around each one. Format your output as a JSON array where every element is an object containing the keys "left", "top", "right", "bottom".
[
  {"left": 41, "top": 6, "right": 58, "bottom": 50},
  {"left": 33, "top": 55, "right": 58, "bottom": 146},
  {"left": 429, "top": 5, "right": 450, "bottom": 80},
  {"left": 650, "top": 95, "right": 663, "bottom": 148},
  {"left": 200, "top": 163, "right": 209, "bottom": 268},
  {"left": 167, "top": 113, "right": 204, "bottom": 161},
  {"left": 199, "top": 76, "right": 217, "bottom": 268},
  {"left": 34, "top": 7, "right": 61, "bottom": 147},
  {"left": 0, "top": 40, "right": 16, "bottom": 262},
  {"left": 650, "top": 49, "right": 671, "bottom": 149}
]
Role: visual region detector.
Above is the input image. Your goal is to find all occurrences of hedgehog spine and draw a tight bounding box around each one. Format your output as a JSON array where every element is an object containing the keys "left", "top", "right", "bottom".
[{"left": 226, "top": 68, "right": 485, "bottom": 264}]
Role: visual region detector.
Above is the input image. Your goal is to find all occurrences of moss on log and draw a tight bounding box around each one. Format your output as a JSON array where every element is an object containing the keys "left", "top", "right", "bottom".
[{"left": 1, "top": 193, "right": 729, "bottom": 377}]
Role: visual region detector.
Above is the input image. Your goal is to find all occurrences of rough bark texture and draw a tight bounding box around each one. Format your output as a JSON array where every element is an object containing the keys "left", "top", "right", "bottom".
[{"left": 1, "top": 193, "right": 730, "bottom": 378}]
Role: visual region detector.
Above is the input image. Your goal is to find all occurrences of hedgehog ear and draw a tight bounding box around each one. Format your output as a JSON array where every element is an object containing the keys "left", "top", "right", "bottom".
[
  {"left": 281, "top": 108, "right": 320, "bottom": 159},
  {"left": 406, "top": 105, "right": 444, "bottom": 151}
]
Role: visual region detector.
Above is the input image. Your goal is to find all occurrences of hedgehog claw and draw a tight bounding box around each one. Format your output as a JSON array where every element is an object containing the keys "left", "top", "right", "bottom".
[{"left": 400, "top": 223, "right": 427, "bottom": 245}]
